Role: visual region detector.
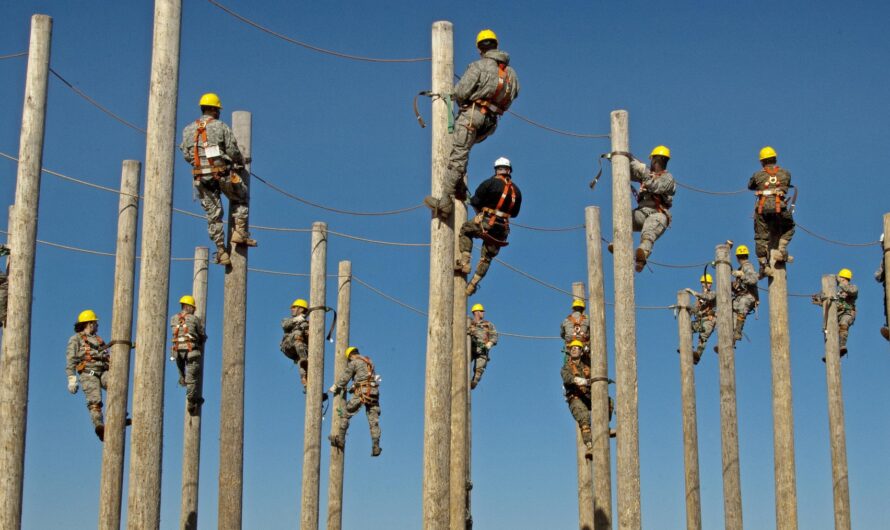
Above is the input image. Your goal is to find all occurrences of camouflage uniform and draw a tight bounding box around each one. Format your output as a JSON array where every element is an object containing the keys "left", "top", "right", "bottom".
[
  {"left": 748, "top": 164, "right": 794, "bottom": 264},
  {"left": 170, "top": 310, "right": 207, "bottom": 409},
  {"left": 731, "top": 259, "right": 760, "bottom": 344},
  {"left": 444, "top": 50, "right": 520, "bottom": 200},
  {"left": 560, "top": 311, "right": 590, "bottom": 355},
  {"left": 689, "top": 288, "right": 716, "bottom": 362},
  {"left": 835, "top": 281, "right": 858, "bottom": 352},
  {"left": 66, "top": 331, "right": 109, "bottom": 429},
  {"left": 280, "top": 313, "right": 310, "bottom": 388},
  {"left": 629, "top": 160, "right": 676, "bottom": 257},
  {"left": 330, "top": 353, "right": 381, "bottom": 454},
  {"left": 180, "top": 114, "right": 250, "bottom": 253},
  {"left": 467, "top": 316, "right": 498, "bottom": 388},
  {"left": 561, "top": 356, "right": 592, "bottom": 451}
]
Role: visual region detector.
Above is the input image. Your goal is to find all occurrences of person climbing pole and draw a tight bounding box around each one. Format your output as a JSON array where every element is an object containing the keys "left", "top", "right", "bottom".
[
  {"left": 814, "top": 269, "right": 858, "bottom": 357},
  {"left": 0, "top": 244, "right": 9, "bottom": 328},
  {"left": 685, "top": 274, "right": 715, "bottom": 364},
  {"left": 170, "top": 295, "right": 207, "bottom": 415},
  {"left": 562, "top": 340, "right": 593, "bottom": 457},
  {"left": 560, "top": 298, "right": 590, "bottom": 357},
  {"left": 280, "top": 298, "right": 311, "bottom": 391},
  {"left": 628, "top": 146, "right": 677, "bottom": 272},
  {"left": 877, "top": 234, "right": 888, "bottom": 341},
  {"left": 66, "top": 310, "right": 113, "bottom": 441},
  {"left": 328, "top": 346, "right": 382, "bottom": 457},
  {"left": 423, "top": 29, "right": 520, "bottom": 219},
  {"left": 748, "top": 146, "right": 794, "bottom": 278},
  {"left": 730, "top": 244, "right": 759, "bottom": 347},
  {"left": 179, "top": 92, "right": 256, "bottom": 266},
  {"left": 458, "top": 157, "right": 522, "bottom": 296},
  {"left": 467, "top": 303, "right": 498, "bottom": 389}
]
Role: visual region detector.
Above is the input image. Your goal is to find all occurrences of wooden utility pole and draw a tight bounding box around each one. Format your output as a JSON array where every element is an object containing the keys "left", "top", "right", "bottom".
[
  {"left": 301, "top": 222, "right": 328, "bottom": 530},
  {"left": 326, "top": 260, "right": 352, "bottom": 530},
  {"left": 98, "top": 160, "right": 141, "bottom": 530},
  {"left": 767, "top": 254, "right": 798, "bottom": 530},
  {"left": 0, "top": 14, "right": 51, "bottom": 529},
  {"left": 821, "top": 275, "right": 851, "bottom": 530},
  {"left": 422, "top": 20, "right": 454, "bottom": 530},
  {"left": 180, "top": 247, "right": 209, "bottom": 530},
  {"left": 609, "top": 109, "right": 641, "bottom": 529},
  {"left": 675, "top": 291, "right": 702, "bottom": 530},
  {"left": 217, "top": 110, "right": 251, "bottom": 530},
  {"left": 572, "top": 281, "right": 594, "bottom": 530},
  {"left": 715, "top": 244, "right": 742, "bottom": 530},
  {"left": 585, "top": 206, "right": 612, "bottom": 530},
  {"left": 883, "top": 214, "right": 890, "bottom": 343},
  {"left": 449, "top": 184, "right": 469, "bottom": 529},
  {"left": 126, "top": 1, "right": 181, "bottom": 527}
]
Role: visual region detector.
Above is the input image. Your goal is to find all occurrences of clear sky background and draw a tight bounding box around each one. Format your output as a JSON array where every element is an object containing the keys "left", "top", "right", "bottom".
[{"left": 2, "top": 1, "right": 889, "bottom": 528}]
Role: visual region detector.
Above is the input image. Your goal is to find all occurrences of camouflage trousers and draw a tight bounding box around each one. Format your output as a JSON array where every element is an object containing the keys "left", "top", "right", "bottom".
[
  {"left": 733, "top": 294, "right": 757, "bottom": 342},
  {"left": 195, "top": 172, "right": 249, "bottom": 248},
  {"left": 281, "top": 340, "right": 309, "bottom": 386},
  {"left": 337, "top": 390, "right": 381, "bottom": 443},
  {"left": 80, "top": 370, "right": 108, "bottom": 428},
  {"left": 753, "top": 211, "right": 794, "bottom": 259},
  {"left": 444, "top": 107, "right": 498, "bottom": 198},
  {"left": 632, "top": 207, "right": 669, "bottom": 253},
  {"left": 471, "top": 350, "right": 490, "bottom": 380},
  {"left": 459, "top": 215, "right": 506, "bottom": 280},
  {"left": 838, "top": 310, "right": 855, "bottom": 349},
  {"left": 691, "top": 316, "right": 715, "bottom": 352},
  {"left": 567, "top": 395, "right": 592, "bottom": 446},
  {"left": 175, "top": 348, "right": 202, "bottom": 404}
]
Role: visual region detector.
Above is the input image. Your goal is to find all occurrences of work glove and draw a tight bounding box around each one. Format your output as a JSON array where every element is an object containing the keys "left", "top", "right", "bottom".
[
  {"left": 67, "top": 375, "right": 78, "bottom": 394},
  {"left": 328, "top": 385, "right": 339, "bottom": 395},
  {"left": 484, "top": 341, "right": 494, "bottom": 350},
  {"left": 731, "top": 270, "right": 743, "bottom": 278},
  {"left": 573, "top": 376, "right": 589, "bottom": 387},
  {"left": 684, "top": 288, "right": 695, "bottom": 296}
]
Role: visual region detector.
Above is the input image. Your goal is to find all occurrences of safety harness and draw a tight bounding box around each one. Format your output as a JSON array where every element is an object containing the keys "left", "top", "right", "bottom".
[
  {"left": 565, "top": 360, "right": 592, "bottom": 402},
  {"left": 77, "top": 333, "right": 108, "bottom": 374},
  {"left": 191, "top": 118, "right": 231, "bottom": 180},
  {"left": 171, "top": 312, "right": 198, "bottom": 352},
  {"left": 637, "top": 170, "right": 672, "bottom": 227},
  {"left": 349, "top": 354, "right": 379, "bottom": 405},
  {"left": 469, "top": 320, "right": 495, "bottom": 351},
  {"left": 565, "top": 313, "right": 590, "bottom": 346},
  {"left": 478, "top": 175, "right": 516, "bottom": 247},
  {"left": 755, "top": 166, "right": 786, "bottom": 215},
  {"left": 474, "top": 61, "right": 514, "bottom": 116}
]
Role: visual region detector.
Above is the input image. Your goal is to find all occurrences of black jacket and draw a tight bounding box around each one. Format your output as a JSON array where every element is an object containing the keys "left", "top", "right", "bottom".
[{"left": 469, "top": 175, "right": 522, "bottom": 218}]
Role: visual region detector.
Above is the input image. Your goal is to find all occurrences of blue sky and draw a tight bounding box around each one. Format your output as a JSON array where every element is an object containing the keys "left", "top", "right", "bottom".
[{"left": 2, "top": 0, "right": 889, "bottom": 528}]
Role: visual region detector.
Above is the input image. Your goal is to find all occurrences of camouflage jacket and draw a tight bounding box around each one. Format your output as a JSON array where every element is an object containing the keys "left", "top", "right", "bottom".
[
  {"left": 281, "top": 314, "right": 309, "bottom": 344},
  {"left": 748, "top": 164, "right": 792, "bottom": 212},
  {"left": 630, "top": 160, "right": 676, "bottom": 209},
  {"left": 170, "top": 311, "right": 206, "bottom": 351},
  {"left": 876, "top": 260, "right": 885, "bottom": 284},
  {"left": 66, "top": 331, "right": 108, "bottom": 377},
  {"left": 467, "top": 317, "right": 498, "bottom": 353},
  {"left": 179, "top": 114, "right": 244, "bottom": 167},
  {"left": 335, "top": 354, "right": 378, "bottom": 391},
  {"left": 691, "top": 289, "right": 716, "bottom": 318},
  {"left": 835, "top": 282, "right": 858, "bottom": 312},
  {"left": 453, "top": 49, "right": 519, "bottom": 110},
  {"left": 561, "top": 358, "right": 591, "bottom": 400},
  {"left": 732, "top": 260, "right": 759, "bottom": 299},
  {"left": 560, "top": 311, "right": 590, "bottom": 345}
]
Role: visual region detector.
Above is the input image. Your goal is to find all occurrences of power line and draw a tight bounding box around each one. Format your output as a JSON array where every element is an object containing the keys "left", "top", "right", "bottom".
[
  {"left": 206, "top": 0, "right": 431, "bottom": 63},
  {"left": 674, "top": 180, "right": 747, "bottom": 196},
  {"left": 49, "top": 68, "right": 148, "bottom": 134},
  {"left": 0, "top": 52, "right": 27, "bottom": 60},
  {"left": 506, "top": 110, "right": 610, "bottom": 140},
  {"left": 796, "top": 223, "right": 880, "bottom": 248}
]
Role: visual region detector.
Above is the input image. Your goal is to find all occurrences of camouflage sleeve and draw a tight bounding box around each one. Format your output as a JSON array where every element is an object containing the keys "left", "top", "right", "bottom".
[
  {"left": 629, "top": 160, "right": 648, "bottom": 184},
  {"left": 452, "top": 61, "right": 481, "bottom": 104},
  {"left": 876, "top": 261, "right": 885, "bottom": 283},
  {"left": 645, "top": 172, "right": 676, "bottom": 196},
  {"left": 179, "top": 124, "right": 195, "bottom": 165},
  {"left": 560, "top": 362, "right": 574, "bottom": 386},
  {"left": 335, "top": 360, "right": 355, "bottom": 390},
  {"left": 221, "top": 123, "right": 244, "bottom": 164},
  {"left": 838, "top": 282, "right": 858, "bottom": 301},
  {"left": 510, "top": 66, "right": 520, "bottom": 101},
  {"left": 65, "top": 335, "right": 80, "bottom": 378},
  {"left": 747, "top": 173, "right": 759, "bottom": 191},
  {"left": 701, "top": 290, "right": 716, "bottom": 304},
  {"left": 559, "top": 319, "right": 568, "bottom": 341},
  {"left": 488, "top": 322, "right": 498, "bottom": 346},
  {"left": 281, "top": 316, "right": 300, "bottom": 333},
  {"left": 741, "top": 261, "right": 759, "bottom": 286}
]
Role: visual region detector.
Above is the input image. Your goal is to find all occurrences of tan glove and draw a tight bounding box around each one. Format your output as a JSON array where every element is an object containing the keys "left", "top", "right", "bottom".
[{"left": 67, "top": 375, "right": 78, "bottom": 394}]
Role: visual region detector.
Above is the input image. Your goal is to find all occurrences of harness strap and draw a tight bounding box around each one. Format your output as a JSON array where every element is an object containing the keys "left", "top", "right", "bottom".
[{"left": 487, "top": 175, "right": 516, "bottom": 227}]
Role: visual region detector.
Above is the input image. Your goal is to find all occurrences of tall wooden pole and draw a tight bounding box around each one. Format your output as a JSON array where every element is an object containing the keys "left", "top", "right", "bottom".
[
  {"left": 301, "top": 222, "right": 328, "bottom": 530},
  {"left": 126, "top": 1, "right": 181, "bottom": 527},
  {"left": 449, "top": 184, "right": 469, "bottom": 529},
  {"left": 217, "top": 110, "right": 251, "bottom": 530},
  {"left": 98, "top": 160, "right": 141, "bottom": 530},
  {"left": 883, "top": 214, "right": 890, "bottom": 343},
  {"left": 0, "top": 14, "right": 51, "bottom": 529},
  {"left": 821, "top": 275, "right": 851, "bottom": 530},
  {"left": 422, "top": 20, "right": 454, "bottom": 530},
  {"left": 465, "top": 335, "right": 473, "bottom": 529},
  {"left": 767, "top": 254, "right": 798, "bottom": 530},
  {"left": 180, "top": 247, "right": 209, "bottom": 530},
  {"left": 326, "top": 260, "right": 352, "bottom": 530},
  {"left": 675, "top": 291, "right": 702, "bottom": 530},
  {"left": 585, "top": 206, "right": 612, "bottom": 530},
  {"left": 573, "top": 282, "right": 594, "bottom": 530},
  {"left": 609, "top": 109, "right": 641, "bottom": 530},
  {"left": 715, "top": 244, "right": 743, "bottom": 529}
]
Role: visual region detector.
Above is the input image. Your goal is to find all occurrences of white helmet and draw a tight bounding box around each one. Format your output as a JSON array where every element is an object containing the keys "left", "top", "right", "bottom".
[{"left": 493, "top": 157, "right": 511, "bottom": 169}]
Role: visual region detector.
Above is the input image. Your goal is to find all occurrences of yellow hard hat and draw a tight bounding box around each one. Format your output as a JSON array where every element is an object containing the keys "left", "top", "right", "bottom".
[
  {"left": 471, "top": 303, "right": 485, "bottom": 312},
  {"left": 345, "top": 346, "right": 358, "bottom": 358},
  {"left": 571, "top": 298, "right": 585, "bottom": 310},
  {"left": 77, "top": 309, "right": 98, "bottom": 324},
  {"left": 700, "top": 274, "right": 713, "bottom": 284},
  {"left": 649, "top": 145, "right": 671, "bottom": 159},
  {"left": 199, "top": 93, "right": 222, "bottom": 109},
  {"left": 476, "top": 29, "right": 498, "bottom": 47},
  {"left": 179, "top": 295, "right": 196, "bottom": 307},
  {"left": 759, "top": 146, "right": 777, "bottom": 161},
  {"left": 291, "top": 298, "right": 308, "bottom": 309},
  {"left": 735, "top": 245, "right": 750, "bottom": 256},
  {"left": 568, "top": 339, "right": 584, "bottom": 349},
  {"left": 838, "top": 268, "right": 853, "bottom": 280}
]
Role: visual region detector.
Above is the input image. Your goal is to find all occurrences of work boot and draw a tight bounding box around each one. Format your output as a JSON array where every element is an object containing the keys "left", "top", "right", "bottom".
[
  {"left": 466, "top": 274, "right": 482, "bottom": 296},
  {"left": 758, "top": 257, "right": 771, "bottom": 279},
  {"left": 609, "top": 428, "right": 617, "bottom": 438},
  {"left": 470, "top": 372, "right": 481, "bottom": 390},
  {"left": 214, "top": 246, "right": 231, "bottom": 266},
  {"left": 187, "top": 397, "right": 205, "bottom": 416},
  {"left": 322, "top": 392, "right": 329, "bottom": 403},
  {"left": 881, "top": 326, "right": 890, "bottom": 341},
  {"left": 692, "top": 349, "right": 702, "bottom": 365},
  {"left": 584, "top": 441, "right": 593, "bottom": 460},
  {"left": 455, "top": 251, "right": 472, "bottom": 276},
  {"left": 423, "top": 195, "right": 453, "bottom": 220},
  {"left": 328, "top": 433, "right": 344, "bottom": 448},
  {"left": 634, "top": 247, "right": 650, "bottom": 273},
  {"left": 95, "top": 424, "right": 105, "bottom": 442},
  {"left": 231, "top": 219, "right": 257, "bottom": 247},
  {"left": 371, "top": 440, "right": 382, "bottom": 457},
  {"left": 178, "top": 375, "right": 186, "bottom": 387},
  {"left": 607, "top": 242, "right": 614, "bottom": 254}
]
